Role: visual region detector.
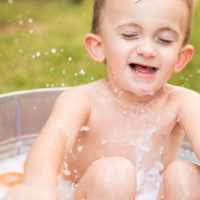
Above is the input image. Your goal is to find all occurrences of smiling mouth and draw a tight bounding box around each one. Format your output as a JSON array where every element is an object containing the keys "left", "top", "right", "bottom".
[{"left": 129, "top": 63, "right": 158, "bottom": 77}]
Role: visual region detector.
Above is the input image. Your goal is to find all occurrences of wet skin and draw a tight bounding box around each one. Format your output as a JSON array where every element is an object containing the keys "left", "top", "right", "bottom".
[{"left": 64, "top": 79, "right": 185, "bottom": 184}]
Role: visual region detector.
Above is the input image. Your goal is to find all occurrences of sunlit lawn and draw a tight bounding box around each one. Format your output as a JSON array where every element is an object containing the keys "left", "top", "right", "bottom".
[{"left": 0, "top": 0, "right": 200, "bottom": 94}]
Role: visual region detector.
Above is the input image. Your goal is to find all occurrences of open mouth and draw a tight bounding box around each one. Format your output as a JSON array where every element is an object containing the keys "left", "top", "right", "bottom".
[{"left": 129, "top": 63, "right": 158, "bottom": 78}]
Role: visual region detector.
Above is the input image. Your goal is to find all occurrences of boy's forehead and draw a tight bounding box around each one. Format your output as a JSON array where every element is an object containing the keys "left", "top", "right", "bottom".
[
  {"left": 103, "top": 0, "right": 188, "bottom": 32},
  {"left": 104, "top": 0, "right": 187, "bottom": 14}
]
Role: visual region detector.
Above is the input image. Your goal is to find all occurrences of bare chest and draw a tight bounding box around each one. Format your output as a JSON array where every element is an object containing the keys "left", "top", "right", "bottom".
[{"left": 65, "top": 102, "right": 182, "bottom": 183}]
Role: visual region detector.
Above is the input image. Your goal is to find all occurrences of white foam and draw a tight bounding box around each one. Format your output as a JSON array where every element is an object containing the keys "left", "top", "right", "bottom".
[
  {"left": 0, "top": 155, "right": 75, "bottom": 200},
  {"left": 80, "top": 126, "right": 89, "bottom": 132}
]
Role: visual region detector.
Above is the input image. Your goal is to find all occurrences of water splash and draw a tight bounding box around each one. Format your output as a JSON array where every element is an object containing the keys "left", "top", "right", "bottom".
[
  {"left": 79, "top": 69, "right": 85, "bottom": 75},
  {"left": 68, "top": 57, "right": 72, "bottom": 61},
  {"left": 80, "top": 126, "right": 89, "bottom": 132},
  {"left": 51, "top": 48, "right": 57, "bottom": 54},
  {"left": 28, "top": 18, "right": 33, "bottom": 23},
  {"left": 63, "top": 162, "right": 71, "bottom": 176},
  {"left": 29, "top": 29, "right": 34, "bottom": 34},
  {"left": 35, "top": 51, "right": 41, "bottom": 57},
  {"left": 77, "top": 146, "right": 83, "bottom": 152}
]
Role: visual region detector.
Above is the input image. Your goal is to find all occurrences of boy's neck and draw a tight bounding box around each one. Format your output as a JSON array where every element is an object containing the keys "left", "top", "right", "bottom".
[{"left": 104, "top": 78, "right": 166, "bottom": 106}]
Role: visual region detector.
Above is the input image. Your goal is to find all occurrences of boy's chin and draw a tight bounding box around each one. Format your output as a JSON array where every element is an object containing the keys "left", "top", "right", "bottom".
[{"left": 126, "top": 87, "right": 157, "bottom": 97}]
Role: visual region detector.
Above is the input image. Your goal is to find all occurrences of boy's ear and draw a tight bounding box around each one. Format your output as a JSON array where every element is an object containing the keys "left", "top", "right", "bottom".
[
  {"left": 84, "top": 33, "right": 105, "bottom": 62},
  {"left": 173, "top": 44, "right": 194, "bottom": 73}
]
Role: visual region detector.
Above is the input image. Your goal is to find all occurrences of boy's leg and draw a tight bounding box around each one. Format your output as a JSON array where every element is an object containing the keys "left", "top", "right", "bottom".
[
  {"left": 74, "top": 157, "right": 136, "bottom": 200},
  {"left": 160, "top": 160, "right": 200, "bottom": 200}
]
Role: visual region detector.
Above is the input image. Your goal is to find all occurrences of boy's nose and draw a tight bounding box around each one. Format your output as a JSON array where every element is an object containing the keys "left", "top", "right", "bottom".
[{"left": 136, "top": 42, "right": 157, "bottom": 58}]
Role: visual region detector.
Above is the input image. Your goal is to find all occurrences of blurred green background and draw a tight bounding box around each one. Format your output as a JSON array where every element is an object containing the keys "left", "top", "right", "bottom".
[{"left": 0, "top": 0, "right": 200, "bottom": 94}]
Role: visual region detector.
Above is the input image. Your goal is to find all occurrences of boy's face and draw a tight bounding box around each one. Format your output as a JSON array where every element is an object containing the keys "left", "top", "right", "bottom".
[{"left": 98, "top": 0, "right": 191, "bottom": 96}]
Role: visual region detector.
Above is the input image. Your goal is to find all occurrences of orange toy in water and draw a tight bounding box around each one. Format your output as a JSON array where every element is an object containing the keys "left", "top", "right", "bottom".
[{"left": 0, "top": 172, "right": 23, "bottom": 187}]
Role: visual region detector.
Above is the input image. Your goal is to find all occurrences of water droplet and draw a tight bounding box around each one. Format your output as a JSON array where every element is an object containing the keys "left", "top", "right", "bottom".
[
  {"left": 33, "top": 106, "right": 37, "bottom": 110},
  {"left": 79, "top": 69, "right": 85, "bottom": 75},
  {"left": 19, "top": 49, "right": 23, "bottom": 54},
  {"left": 36, "top": 51, "right": 41, "bottom": 57},
  {"left": 114, "top": 88, "right": 118, "bottom": 93},
  {"left": 49, "top": 67, "right": 54, "bottom": 73},
  {"left": 63, "top": 170, "right": 71, "bottom": 176},
  {"left": 63, "top": 162, "right": 71, "bottom": 176},
  {"left": 62, "top": 69, "right": 66, "bottom": 74},
  {"left": 156, "top": 181, "right": 160, "bottom": 187},
  {"left": 28, "top": 18, "right": 33, "bottom": 23},
  {"left": 29, "top": 29, "right": 34, "bottom": 34},
  {"left": 51, "top": 48, "right": 57, "bottom": 54},
  {"left": 122, "top": 111, "right": 127, "bottom": 115},
  {"left": 80, "top": 126, "right": 89, "bottom": 132},
  {"left": 101, "top": 140, "right": 108, "bottom": 145},
  {"left": 77, "top": 146, "right": 83, "bottom": 152},
  {"left": 68, "top": 57, "right": 72, "bottom": 61},
  {"left": 18, "top": 20, "right": 23, "bottom": 25}
]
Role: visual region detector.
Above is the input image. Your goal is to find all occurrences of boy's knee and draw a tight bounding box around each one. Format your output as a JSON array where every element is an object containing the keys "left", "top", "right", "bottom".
[
  {"left": 85, "top": 157, "right": 136, "bottom": 192},
  {"left": 164, "top": 160, "right": 200, "bottom": 183},
  {"left": 163, "top": 160, "right": 200, "bottom": 199},
  {"left": 75, "top": 157, "right": 136, "bottom": 200},
  {"left": 91, "top": 157, "right": 136, "bottom": 184}
]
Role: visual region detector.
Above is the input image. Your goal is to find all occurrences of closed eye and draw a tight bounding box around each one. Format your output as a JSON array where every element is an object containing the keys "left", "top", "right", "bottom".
[
  {"left": 157, "top": 38, "right": 174, "bottom": 46},
  {"left": 121, "top": 33, "right": 139, "bottom": 40}
]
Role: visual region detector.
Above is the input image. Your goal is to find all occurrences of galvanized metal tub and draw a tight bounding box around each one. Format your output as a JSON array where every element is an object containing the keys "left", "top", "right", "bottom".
[{"left": 0, "top": 87, "right": 199, "bottom": 162}]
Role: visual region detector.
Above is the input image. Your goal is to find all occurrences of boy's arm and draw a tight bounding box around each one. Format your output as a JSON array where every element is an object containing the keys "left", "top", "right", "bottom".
[
  {"left": 22, "top": 87, "right": 90, "bottom": 188},
  {"left": 178, "top": 90, "right": 200, "bottom": 160}
]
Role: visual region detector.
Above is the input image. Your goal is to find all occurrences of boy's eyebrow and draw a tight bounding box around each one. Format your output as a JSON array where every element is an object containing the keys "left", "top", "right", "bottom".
[
  {"left": 116, "top": 22, "right": 141, "bottom": 30},
  {"left": 157, "top": 27, "right": 179, "bottom": 38}
]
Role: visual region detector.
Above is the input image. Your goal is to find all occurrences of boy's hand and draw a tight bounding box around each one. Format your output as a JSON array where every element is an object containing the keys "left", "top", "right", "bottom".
[{"left": 3, "top": 184, "right": 60, "bottom": 200}]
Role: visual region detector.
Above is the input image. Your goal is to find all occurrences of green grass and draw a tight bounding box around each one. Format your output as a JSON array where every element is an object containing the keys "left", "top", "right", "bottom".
[{"left": 0, "top": 0, "right": 200, "bottom": 94}]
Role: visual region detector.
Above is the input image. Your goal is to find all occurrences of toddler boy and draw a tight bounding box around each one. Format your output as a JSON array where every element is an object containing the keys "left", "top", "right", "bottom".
[{"left": 4, "top": 0, "right": 200, "bottom": 199}]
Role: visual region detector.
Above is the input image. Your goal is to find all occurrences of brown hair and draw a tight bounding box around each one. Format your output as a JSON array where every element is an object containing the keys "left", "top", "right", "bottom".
[
  {"left": 91, "top": 0, "right": 106, "bottom": 34},
  {"left": 183, "top": 0, "right": 196, "bottom": 44},
  {"left": 91, "top": 0, "right": 196, "bottom": 44}
]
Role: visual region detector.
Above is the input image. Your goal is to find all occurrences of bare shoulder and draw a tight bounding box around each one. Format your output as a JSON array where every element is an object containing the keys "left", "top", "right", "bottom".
[
  {"left": 42, "top": 80, "right": 105, "bottom": 133},
  {"left": 57, "top": 79, "right": 104, "bottom": 103},
  {"left": 167, "top": 84, "right": 200, "bottom": 105},
  {"left": 167, "top": 86, "right": 200, "bottom": 152},
  {"left": 166, "top": 84, "right": 200, "bottom": 123},
  {"left": 52, "top": 79, "right": 105, "bottom": 114}
]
